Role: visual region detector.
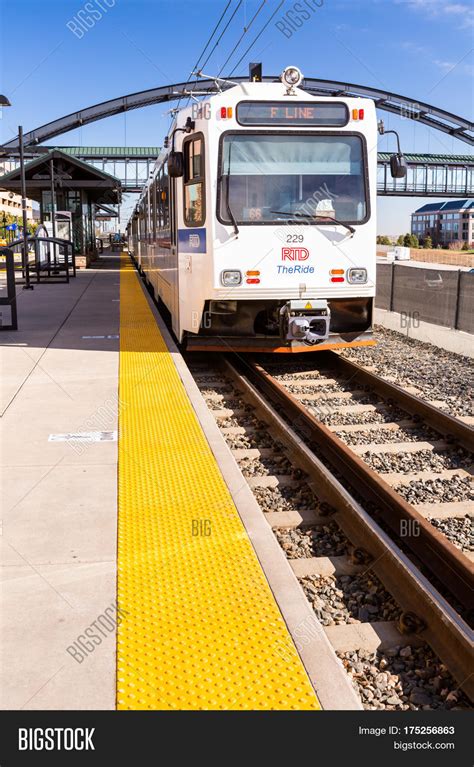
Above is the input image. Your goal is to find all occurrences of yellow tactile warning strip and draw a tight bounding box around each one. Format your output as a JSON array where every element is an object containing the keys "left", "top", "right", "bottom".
[{"left": 116, "top": 256, "right": 320, "bottom": 710}]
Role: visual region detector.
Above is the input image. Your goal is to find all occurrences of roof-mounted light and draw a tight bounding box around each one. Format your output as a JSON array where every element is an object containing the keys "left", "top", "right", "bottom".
[{"left": 281, "top": 66, "right": 303, "bottom": 94}]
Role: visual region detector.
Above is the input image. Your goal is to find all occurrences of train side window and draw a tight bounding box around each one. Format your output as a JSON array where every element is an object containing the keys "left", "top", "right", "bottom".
[
  {"left": 157, "top": 169, "right": 163, "bottom": 229},
  {"left": 152, "top": 178, "right": 157, "bottom": 239},
  {"left": 183, "top": 134, "right": 205, "bottom": 227},
  {"left": 162, "top": 170, "right": 169, "bottom": 227},
  {"left": 156, "top": 173, "right": 161, "bottom": 230}
]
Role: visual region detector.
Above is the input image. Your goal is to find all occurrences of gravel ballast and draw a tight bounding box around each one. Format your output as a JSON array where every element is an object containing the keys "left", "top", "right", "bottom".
[
  {"left": 300, "top": 572, "right": 401, "bottom": 626},
  {"left": 316, "top": 407, "right": 409, "bottom": 427},
  {"left": 275, "top": 523, "right": 349, "bottom": 558},
  {"left": 238, "top": 455, "right": 295, "bottom": 477},
  {"left": 396, "top": 475, "right": 473, "bottom": 504},
  {"left": 363, "top": 448, "right": 472, "bottom": 475},
  {"left": 336, "top": 426, "right": 438, "bottom": 446},
  {"left": 224, "top": 430, "right": 275, "bottom": 449},
  {"left": 429, "top": 515, "right": 473, "bottom": 553},
  {"left": 253, "top": 484, "right": 317, "bottom": 513},
  {"left": 204, "top": 396, "right": 248, "bottom": 411},
  {"left": 341, "top": 326, "right": 473, "bottom": 418},
  {"left": 338, "top": 645, "right": 471, "bottom": 710}
]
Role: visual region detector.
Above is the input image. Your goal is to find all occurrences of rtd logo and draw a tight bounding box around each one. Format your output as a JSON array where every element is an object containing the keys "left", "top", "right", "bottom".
[{"left": 282, "top": 247, "right": 310, "bottom": 261}]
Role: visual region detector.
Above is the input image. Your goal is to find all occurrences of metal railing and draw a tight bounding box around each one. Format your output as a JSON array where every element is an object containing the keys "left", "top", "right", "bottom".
[
  {"left": 377, "top": 163, "right": 473, "bottom": 197},
  {"left": 8, "top": 235, "right": 75, "bottom": 283},
  {"left": 0, "top": 246, "right": 18, "bottom": 330}
]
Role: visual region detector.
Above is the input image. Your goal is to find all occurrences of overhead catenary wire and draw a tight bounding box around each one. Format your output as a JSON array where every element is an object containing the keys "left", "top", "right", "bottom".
[
  {"left": 217, "top": 0, "right": 267, "bottom": 77},
  {"left": 189, "top": 0, "right": 233, "bottom": 81},
  {"left": 199, "top": 0, "right": 243, "bottom": 72},
  {"left": 228, "top": 0, "right": 285, "bottom": 77},
  {"left": 177, "top": 0, "right": 234, "bottom": 113}
]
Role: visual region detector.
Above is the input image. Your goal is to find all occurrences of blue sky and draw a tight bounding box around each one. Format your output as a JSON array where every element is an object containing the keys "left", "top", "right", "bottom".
[{"left": 1, "top": 0, "right": 473, "bottom": 232}]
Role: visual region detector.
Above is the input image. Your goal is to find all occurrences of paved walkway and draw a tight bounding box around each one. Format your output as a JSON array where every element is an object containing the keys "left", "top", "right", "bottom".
[{"left": 1, "top": 255, "right": 120, "bottom": 709}]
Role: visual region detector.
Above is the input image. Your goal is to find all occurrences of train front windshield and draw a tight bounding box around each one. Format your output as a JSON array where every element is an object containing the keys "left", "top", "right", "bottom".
[{"left": 219, "top": 133, "right": 368, "bottom": 225}]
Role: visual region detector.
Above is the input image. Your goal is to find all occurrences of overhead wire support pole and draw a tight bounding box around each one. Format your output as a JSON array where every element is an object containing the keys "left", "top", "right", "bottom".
[
  {"left": 19, "top": 126, "right": 33, "bottom": 290},
  {"left": 50, "top": 157, "right": 57, "bottom": 267},
  {"left": 50, "top": 158, "right": 57, "bottom": 241}
]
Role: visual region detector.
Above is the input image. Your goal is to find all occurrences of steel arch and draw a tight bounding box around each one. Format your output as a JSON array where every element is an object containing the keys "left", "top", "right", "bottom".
[{"left": 2, "top": 76, "right": 473, "bottom": 149}]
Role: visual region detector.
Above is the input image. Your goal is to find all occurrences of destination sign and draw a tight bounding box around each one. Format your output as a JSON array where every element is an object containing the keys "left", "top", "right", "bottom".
[{"left": 237, "top": 101, "right": 348, "bottom": 127}]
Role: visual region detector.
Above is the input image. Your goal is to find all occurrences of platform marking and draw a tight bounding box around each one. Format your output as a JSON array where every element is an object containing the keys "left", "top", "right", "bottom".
[
  {"left": 82, "top": 334, "right": 119, "bottom": 339},
  {"left": 116, "top": 256, "right": 320, "bottom": 710},
  {"left": 49, "top": 431, "right": 117, "bottom": 443}
]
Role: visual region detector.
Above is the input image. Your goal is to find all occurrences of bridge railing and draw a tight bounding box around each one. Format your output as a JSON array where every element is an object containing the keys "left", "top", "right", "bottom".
[{"left": 377, "top": 164, "right": 473, "bottom": 196}]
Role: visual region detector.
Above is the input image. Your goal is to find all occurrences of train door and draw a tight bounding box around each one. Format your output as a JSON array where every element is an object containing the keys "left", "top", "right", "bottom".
[
  {"left": 168, "top": 173, "right": 180, "bottom": 335},
  {"left": 178, "top": 134, "right": 207, "bottom": 340}
]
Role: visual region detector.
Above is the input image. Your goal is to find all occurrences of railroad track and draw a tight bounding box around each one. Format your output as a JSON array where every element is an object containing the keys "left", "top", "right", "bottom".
[
  {"left": 187, "top": 352, "right": 473, "bottom": 709},
  {"left": 245, "top": 352, "right": 474, "bottom": 607}
]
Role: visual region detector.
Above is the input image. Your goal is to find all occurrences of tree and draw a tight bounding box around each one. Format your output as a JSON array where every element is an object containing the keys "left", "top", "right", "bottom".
[
  {"left": 410, "top": 234, "right": 419, "bottom": 248},
  {"left": 377, "top": 235, "right": 391, "bottom": 245},
  {"left": 423, "top": 235, "right": 433, "bottom": 249},
  {"left": 403, "top": 233, "right": 412, "bottom": 247},
  {"left": 397, "top": 235, "right": 404, "bottom": 245},
  {"left": 1, "top": 211, "right": 37, "bottom": 238},
  {"left": 462, "top": 241, "right": 470, "bottom": 251}
]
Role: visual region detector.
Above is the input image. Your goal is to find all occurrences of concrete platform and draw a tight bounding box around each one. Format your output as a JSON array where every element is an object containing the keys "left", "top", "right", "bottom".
[
  {"left": 1, "top": 253, "right": 360, "bottom": 711},
  {"left": 1, "top": 255, "right": 120, "bottom": 710}
]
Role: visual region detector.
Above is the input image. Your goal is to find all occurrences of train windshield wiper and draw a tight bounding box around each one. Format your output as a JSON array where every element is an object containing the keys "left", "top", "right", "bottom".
[
  {"left": 221, "top": 143, "right": 239, "bottom": 236},
  {"left": 270, "top": 211, "right": 355, "bottom": 235}
]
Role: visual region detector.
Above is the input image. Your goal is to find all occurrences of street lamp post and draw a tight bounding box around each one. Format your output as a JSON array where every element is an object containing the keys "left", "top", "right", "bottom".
[
  {"left": 0, "top": 96, "right": 12, "bottom": 244},
  {"left": 19, "top": 125, "right": 33, "bottom": 290}
]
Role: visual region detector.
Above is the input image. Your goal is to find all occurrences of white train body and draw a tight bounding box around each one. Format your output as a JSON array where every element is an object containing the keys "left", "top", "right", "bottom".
[{"left": 128, "top": 71, "right": 378, "bottom": 352}]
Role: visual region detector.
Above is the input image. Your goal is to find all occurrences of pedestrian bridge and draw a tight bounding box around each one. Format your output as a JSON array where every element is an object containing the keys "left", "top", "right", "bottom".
[{"left": 2, "top": 147, "right": 473, "bottom": 197}]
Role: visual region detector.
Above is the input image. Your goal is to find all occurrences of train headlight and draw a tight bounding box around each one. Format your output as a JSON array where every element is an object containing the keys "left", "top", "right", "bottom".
[
  {"left": 347, "top": 268, "right": 368, "bottom": 284},
  {"left": 281, "top": 66, "right": 303, "bottom": 89},
  {"left": 221, "top": 270, "right": 242, "bottom": 286}
]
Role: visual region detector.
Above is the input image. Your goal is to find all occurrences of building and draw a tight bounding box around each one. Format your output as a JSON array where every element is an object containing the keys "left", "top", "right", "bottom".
[
  {"left": 0, "top": 191, "right": 33, "bottom": 218},
  {"left": 0, "top": 149, "right": 121, "bottom": 263},
  {"left": 0, "top": 158, "right": 35, "bottom": 232},
  {"left": 0, "top": 192, "right": 35, "bottom": 242},
  {"left": 411, "top": 200, "right": 474, "bottom": 247}
]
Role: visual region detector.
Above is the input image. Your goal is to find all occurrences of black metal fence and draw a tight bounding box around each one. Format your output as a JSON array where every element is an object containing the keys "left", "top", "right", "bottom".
[
  {"left": 0, "top": 247, "right": 18, "bottom": 330},
  {"left": 8, "top": 235, "right": 75, "bottom": 283},
  {"left": 376, "top": 263, "right": 474, "bottom": 334}
]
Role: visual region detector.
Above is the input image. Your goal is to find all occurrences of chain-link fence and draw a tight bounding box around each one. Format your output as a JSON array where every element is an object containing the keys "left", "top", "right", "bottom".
[{"left": 375, "top": 263, "right": 474, "bottom": 334}]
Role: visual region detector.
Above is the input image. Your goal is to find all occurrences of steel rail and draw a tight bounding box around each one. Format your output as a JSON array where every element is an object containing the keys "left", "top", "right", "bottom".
[
  {"left": 327, "top": 352, "right": 474, "bottom": 452},
  {"left": 234, "top": 357, "right": 473, "bottom": 612}
]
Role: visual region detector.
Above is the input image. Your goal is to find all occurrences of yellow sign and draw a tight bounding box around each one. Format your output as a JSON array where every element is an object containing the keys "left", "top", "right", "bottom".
[{"left": 305, "top": 302, "right": 313, "bottom": 309}]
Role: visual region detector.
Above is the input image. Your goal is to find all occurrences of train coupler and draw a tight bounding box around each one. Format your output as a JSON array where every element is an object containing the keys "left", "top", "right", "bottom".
[{"left": 280, "top": 299, "right": 331, "bottom": 345}]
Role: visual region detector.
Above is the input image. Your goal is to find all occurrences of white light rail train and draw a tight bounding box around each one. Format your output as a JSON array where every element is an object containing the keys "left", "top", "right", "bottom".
[{"left": 128, "top": 66, "right": 406, "bottom": 352}]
